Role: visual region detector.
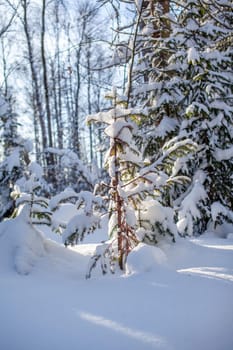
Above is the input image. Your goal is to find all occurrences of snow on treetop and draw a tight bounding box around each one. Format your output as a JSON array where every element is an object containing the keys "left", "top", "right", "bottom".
[
  {"left": 105, "top": 120, "right": 134, "bottom": 139},
  {"left": 86, "top": 107, "right": 147, "bottom": 125},
  {"left": 23, "top": 139, "right": 34, "bottom": 153},
  {"left": 28, "top": 162, "right": 43, "bottom": 179},
  {"left": 5, "top": 148, "right": 21, "bottom": 172}
]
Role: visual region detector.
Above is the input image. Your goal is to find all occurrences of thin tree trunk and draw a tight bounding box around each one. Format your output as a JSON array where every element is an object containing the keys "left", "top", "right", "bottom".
[
  {"left": 66, "top": 24, "right": 74, "bottom": 150},
  {"left": 1, "top": 38, "right": 8, "bottom": 97},
  {"left": 41, "top": 0, "right": 55, "bottom": 181},
  {"left": 41, "top": 0, "right": 53, "bottom": 149},
  {"left": 86, "top": 38, "right": 93, "bottom": 162},
  {"left": 54, "top": 1, "right": 63, "bottom": 150},
  {"left": 22, "top": 0, "right": 47, "bottom": 166}
]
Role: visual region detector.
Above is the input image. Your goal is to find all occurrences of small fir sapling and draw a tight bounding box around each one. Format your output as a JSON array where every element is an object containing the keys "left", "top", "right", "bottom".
[
  {"left": 11, "top": 154, "right": 51, "bottom": 227},
  {"left": 86, "top": 89, "right": 197, "bottom": 276},
  {"left": 0, "top": 96, "right": 23, "bottom": 220}
]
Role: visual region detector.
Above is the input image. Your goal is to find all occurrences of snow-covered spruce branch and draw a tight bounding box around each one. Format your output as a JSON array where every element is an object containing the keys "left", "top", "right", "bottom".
[{"left": 49, "top": 188, "right": 103, "bottom": 246}]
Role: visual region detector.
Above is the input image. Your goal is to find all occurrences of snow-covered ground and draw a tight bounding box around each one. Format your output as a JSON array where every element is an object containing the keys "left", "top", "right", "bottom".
[{"left": 0, "top": 216, "right": 233, "bottom": 350}]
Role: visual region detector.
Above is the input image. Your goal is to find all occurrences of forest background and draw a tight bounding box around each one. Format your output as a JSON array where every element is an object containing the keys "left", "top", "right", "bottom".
[{"left": 0, "top": 0, "right": 232, "bottom": 270}]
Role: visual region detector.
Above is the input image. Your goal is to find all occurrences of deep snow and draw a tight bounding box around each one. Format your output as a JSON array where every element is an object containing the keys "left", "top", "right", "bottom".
[{"left": 0, "top": 216, "right": 233, "bottom": 350}]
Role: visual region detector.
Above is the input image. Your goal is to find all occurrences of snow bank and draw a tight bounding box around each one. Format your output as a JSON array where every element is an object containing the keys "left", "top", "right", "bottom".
[
  {"left": 0, "top": 213, "right": 45, "bottom": 275},
  {"left": 0, "top": 224, "right": 233, "bottom": 350},
  {"left": 126, "top": 243, "right": 167, "bottom": 274}
]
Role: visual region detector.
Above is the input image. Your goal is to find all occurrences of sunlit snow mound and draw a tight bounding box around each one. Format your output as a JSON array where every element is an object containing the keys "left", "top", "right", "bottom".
[
  {"left": 126, "top": 243, "right": 167, "bottom": 275},
  {"left": 0, "top": 206, "right": 97, "bottom": 278},
  {"left": 0, "top": 212, "right": 45, "bottom": 275}
]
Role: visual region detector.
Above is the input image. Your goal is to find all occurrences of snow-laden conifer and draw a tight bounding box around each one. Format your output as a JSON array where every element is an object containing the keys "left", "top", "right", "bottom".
[
  {"left": 0, "top": 97, "right": 33, "bottom": 221},
  {"left": 87, "top": 88, "right": 196, "bottom": 274},
  {"left": 125, "top": 0, "right": 233, "bottom": 235},
  {"left": 172, "top": 0, "right": 233, "bottom": 234}
]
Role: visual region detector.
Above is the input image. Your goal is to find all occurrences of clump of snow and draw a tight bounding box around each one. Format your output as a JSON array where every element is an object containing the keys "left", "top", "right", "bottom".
[
  {"left": 51, "top": 203, "right": 78, "bottom": 233},
  {"left": 125, "top": 206, "right": 137, "bottom": 227},
  {"left": 62, "top": 212, "right": 100, "bottom": 245},
  {"left": 126, "top": 243, "right": 167, "bottom": 275},
  {"left": 28, "top": 161, "right": 43, "bottom": 180},
  {"left": 6, "top": 148, "right": 20, "bottom": 172},
  {"left": 49, "top": 188, "right": 79, "bottom": 210},
  {"left": 0, "top": 210, "right": 45, "bottom": 275},
  {"left": 23, "top": 139, "right": 34, "bottom": 153},
  {"left": 211, "top": 202, "right": 228, "bottom": 222},
  {"left": 187, "top": 47, "right": 200, "bottom": 65},
  {"left": 136, "top": 199, "right": 177, "bottom": 242},
  {"left": 177, "top": 171, "right": 207, "bottom": 236}
]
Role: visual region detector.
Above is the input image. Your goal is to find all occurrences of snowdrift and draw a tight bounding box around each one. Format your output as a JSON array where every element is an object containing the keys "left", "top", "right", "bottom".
[{"left": 0, "top": 215, "right": 233, "bottom": 350}]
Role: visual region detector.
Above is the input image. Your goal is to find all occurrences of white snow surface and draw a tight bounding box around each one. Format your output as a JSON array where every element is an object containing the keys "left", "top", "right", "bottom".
[{"left": 0, "top": 217, "right": 233, "bottom": 350}]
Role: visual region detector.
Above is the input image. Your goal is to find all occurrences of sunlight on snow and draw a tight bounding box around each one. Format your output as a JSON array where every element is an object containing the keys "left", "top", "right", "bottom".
[
  {"left": 191, "top": 240, "right": 233, "bottom": 251},
  {"left": 79, "top": 311, "right": 169, "bottom": 349},
  {"left": 177, "top": 267, "right": 233, "bottom": 283},
  {"left": 198, "top": 244, "right": 233, "bottom": 251}
]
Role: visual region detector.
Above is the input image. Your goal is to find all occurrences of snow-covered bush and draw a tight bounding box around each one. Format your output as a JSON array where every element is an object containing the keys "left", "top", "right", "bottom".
[
  {"left": 0, "top": 134, "right": 37, "bottom": 221},
  {"left": 11, "top": 159, "right": 51, "bottom": 227},
  {"left": 136, "top": 199, "right": 177, "bottom": 244},
  {"left": 50, "top": 188, "right": 103, "bottom": 246},
  {"left": 45, "top": 147, "right": 99, "bottom": 193}
]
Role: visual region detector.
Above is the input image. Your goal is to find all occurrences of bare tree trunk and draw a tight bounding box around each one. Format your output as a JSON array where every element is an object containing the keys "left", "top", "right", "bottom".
[
  {"left": 73, "top": 18, "right": 86, "bottom": 157},
  {"left": 54, "top": 1, "right": 63, "bottom": 150},
  {"left": 41, "top": 0, "right": 56, "bottom": 181},
  {"left": 1, "top": 38, "right": 8, "bottom": 97},
  {"left": 41, "top": 0, "right": 53, "bottom": 149},
  {"left": 65, "top": 23, "right": 74, "bottom": 150},
  {"left": 21, "top": 0, "right": 47, "bottom": 166},
  {"left": 86, "top": 38, "right": 93, "bottom": 163}
]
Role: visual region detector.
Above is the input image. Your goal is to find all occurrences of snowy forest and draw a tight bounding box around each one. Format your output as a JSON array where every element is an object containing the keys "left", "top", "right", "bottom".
[{"left": 0, "top": 1, "right": 233, "bottom": 349}]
